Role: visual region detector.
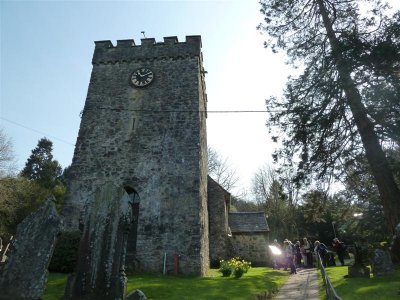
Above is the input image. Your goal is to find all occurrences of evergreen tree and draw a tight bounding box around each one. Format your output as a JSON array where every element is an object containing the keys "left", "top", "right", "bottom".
[
  {"left": 301, "top": 190, "right": 328, "bottom": 224},
  {"left": 258, "top": 0, "right": 400, "bottom": 233},
  {"left": 20, "top": 137, "right": 62, "bottom": 189}
]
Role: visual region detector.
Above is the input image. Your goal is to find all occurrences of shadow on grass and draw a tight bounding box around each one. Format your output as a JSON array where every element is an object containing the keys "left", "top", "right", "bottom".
[
  {"left": 43, "top": 267, "right": 289, "bottom": 300},
  {"left": 43, "top": 273, "right": 68, "bottom": 300},
  {"left": 126, "top": 268, "right": 288, "bottom": 300},
  {"left": 323, "top": 265, "right": 400, "bottom": 300}
]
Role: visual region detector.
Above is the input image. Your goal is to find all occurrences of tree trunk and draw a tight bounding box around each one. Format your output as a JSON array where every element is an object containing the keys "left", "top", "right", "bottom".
[{"left": 317, "top": 0, "right": 400, "bottom": 234}]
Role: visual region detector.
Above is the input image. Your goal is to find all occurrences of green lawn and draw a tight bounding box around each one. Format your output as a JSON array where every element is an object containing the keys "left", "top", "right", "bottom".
[
  {"left": 43, "top": 268, "right": 289, "bottom": 300},
  {"left": 43, "top": 273, "right": 69, "bottom": 300},
  {"left": 320, "top": 265, "right": 400, "bottom": 300}
]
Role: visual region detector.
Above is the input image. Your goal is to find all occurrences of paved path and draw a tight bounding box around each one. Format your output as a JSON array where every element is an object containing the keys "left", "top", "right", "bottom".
[{"left": 275, "top": 268, "right": 320, "bottom": 300}]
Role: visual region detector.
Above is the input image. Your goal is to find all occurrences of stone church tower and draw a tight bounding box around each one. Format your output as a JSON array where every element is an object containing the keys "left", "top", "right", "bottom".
[{"left": 61, "top": 36, "right": 209, "bottom": 275}]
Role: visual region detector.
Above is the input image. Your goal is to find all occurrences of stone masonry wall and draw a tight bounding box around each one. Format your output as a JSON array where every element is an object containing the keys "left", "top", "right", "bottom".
[
  {"left": 207, "top": 177, "right": 231, "bottom": 267},
  {"left": 61, "top": 36, "right": 209, "bottom": 275},
  {"left": 231, "top": 233, "right": 269, "bottom": 267}
]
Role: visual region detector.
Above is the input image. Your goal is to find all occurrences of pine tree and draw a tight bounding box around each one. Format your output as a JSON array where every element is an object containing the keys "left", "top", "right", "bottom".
[
  {"left": 21, "top": 138, "right": 62, "bottom": 189},
  {"left": 258, "top": 0, "right": 400, "bottom": 233}
]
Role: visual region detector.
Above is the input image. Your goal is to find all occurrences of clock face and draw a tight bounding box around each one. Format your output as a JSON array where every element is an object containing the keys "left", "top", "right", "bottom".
[{"left": 131, "top": 67, "right": 154, "bottom": 87}]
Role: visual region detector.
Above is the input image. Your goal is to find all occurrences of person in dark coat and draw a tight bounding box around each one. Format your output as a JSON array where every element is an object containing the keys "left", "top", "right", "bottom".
[
  {"left": 314, "top": 240, "right": 328, "bottom": 267},
  {"left": 303, "top": 237, "right": 313, "bottom": 267},
  {"left": 294, "top": 241, "right": 302, "bottom": 267},
  {"left": 332, "top": 238, "right": 346, "bottom": 266}
]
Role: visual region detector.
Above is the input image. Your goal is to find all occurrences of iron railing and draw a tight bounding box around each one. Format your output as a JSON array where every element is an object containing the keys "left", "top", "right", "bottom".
[{"left": 316, "top": 252, "right": 342, "bottom": 300}]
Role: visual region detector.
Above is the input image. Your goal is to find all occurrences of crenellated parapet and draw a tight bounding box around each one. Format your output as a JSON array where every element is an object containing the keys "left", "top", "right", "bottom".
[{"left": 93, "top": 35, "right": 202, "bottom": 65}]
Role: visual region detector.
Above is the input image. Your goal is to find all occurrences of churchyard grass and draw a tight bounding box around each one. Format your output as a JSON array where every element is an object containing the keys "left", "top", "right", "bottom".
[
  {"left": 43, "top": 273, "right": 69, "bottom": 300},
  {"left": 320, "top": 265, "right": 400, "bottom": 300},
  {"left": 43, "top": 267, "right": 288, "bottom": 300}
]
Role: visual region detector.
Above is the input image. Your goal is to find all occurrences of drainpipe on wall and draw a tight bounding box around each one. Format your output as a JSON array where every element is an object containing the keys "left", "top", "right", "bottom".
[{"left": 163, "top": 252, "right": 167, "bottom": 275}]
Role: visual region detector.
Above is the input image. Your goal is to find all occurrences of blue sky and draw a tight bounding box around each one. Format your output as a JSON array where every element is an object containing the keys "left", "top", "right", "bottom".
[
  {"left": 0, "top": 0, "right": 400, "bottom": 192},
  {"left": 2, "top": 0, "right": 291, "bottom": 195},
  {"left": 7, "top": 0, "right": 396, "bottom": 195}
]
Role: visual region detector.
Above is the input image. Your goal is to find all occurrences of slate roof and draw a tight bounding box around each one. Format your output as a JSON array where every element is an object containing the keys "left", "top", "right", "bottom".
[{"left": 228, "top": 212, "right": 269, "bottom": 233}]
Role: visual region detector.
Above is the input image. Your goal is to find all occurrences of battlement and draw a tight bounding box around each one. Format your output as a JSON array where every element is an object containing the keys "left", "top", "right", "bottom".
[{"left": 93, "top": 35, "right": 202, "bottom": 64}]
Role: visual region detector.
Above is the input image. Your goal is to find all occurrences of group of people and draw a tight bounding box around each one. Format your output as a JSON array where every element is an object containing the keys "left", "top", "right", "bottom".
[
  {"left": 314, "top": 238, "right": 347, "bottom": 267},
  {"left": 271, "top": 237, "right": 347, "bottom": 274},
  {"left": 271, "top": 238, "right": 314, "bottom": 274}
]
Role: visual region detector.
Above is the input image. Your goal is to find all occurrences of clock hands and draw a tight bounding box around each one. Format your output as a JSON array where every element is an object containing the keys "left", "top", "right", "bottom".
[
  {"left": 131, "top": 68, "right": 154, "bottom": 87},
  {"left": 137, "top": 69, "right": 152, "bottom": 77},
  {"left": 142, "top": 72, "right": 153, "bottom": 77}
]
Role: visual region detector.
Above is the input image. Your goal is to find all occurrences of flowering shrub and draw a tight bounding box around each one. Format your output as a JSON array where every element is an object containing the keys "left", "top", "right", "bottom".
[
  {"left": 218, "top": 259, "right": 233, "bottom": 276},
  {"left": 218, "top": 257, "right": 251, "bottom": 278}
]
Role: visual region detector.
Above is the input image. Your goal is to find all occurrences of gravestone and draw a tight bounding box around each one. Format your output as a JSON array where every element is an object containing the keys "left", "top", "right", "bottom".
[
  {"left": 64, "top": 182, "right": 132, "bottom": 300},
  {"left": 0, "top": 197, "right": 62, "bottom": 300},
  {"left": 390, "top": 223, "right": 400, "bottom": 263},
  {"left": 126, "top": 289, "right": 148, "bottom": 300},
  {"left": 348, "top": 243, "right": 370, "bottom": 278},
  {"left": 371, "top": 248, "right": 394, "bottom": 276}
]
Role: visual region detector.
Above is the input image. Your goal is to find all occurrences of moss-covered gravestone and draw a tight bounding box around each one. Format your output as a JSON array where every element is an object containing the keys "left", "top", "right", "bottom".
[
  {"left": 371, "top": 248, "right": 394, "bottom": 276},
  {"left": 348, "top": 243, "right": 370, "bottom": 278},
  {"left": 0, "top": 198, "right": 62, "bottom": 300},
  {"left": 64, "top": 182, "right": 132, "bottom": 300}
]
